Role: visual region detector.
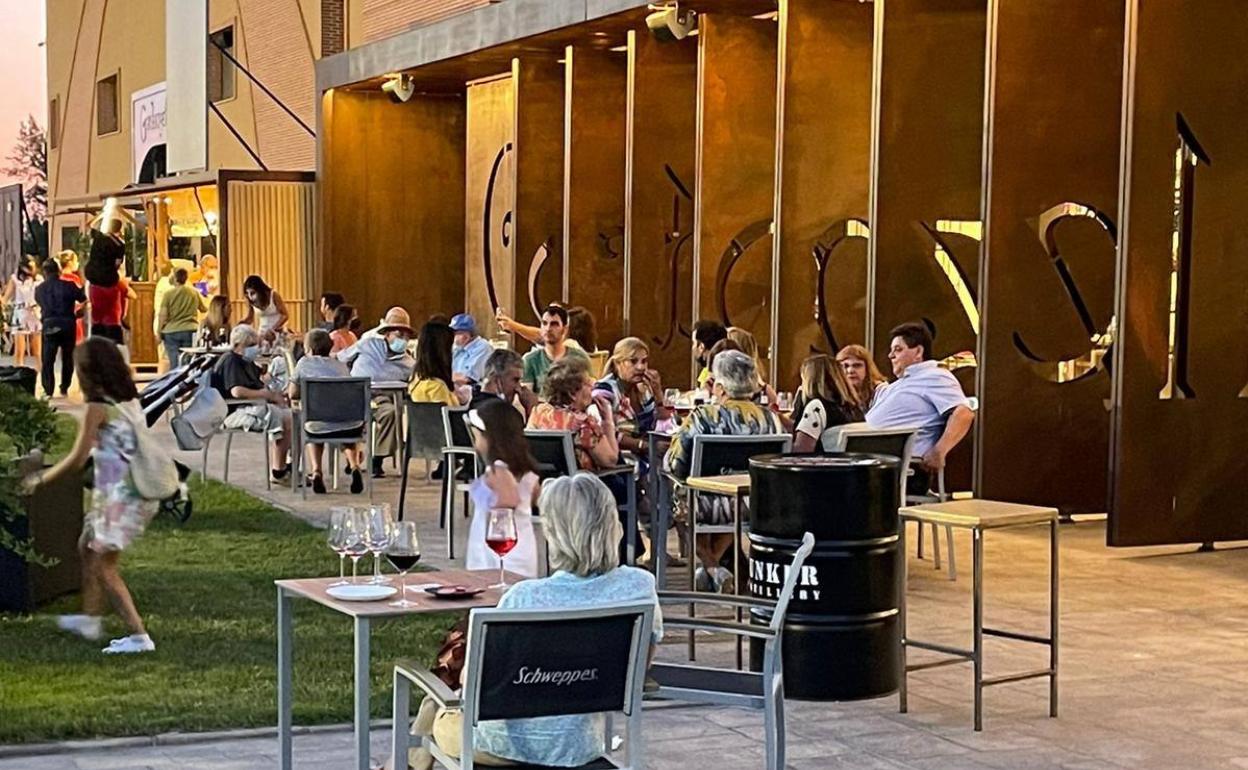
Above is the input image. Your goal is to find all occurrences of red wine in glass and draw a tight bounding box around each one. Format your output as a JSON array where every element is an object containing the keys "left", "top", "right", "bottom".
[
  {"left": 386, "top": 553, "right": 422, "bottom": 572},
  {"left": 486, "top": 537, "right": 517, "bottom": 557}
]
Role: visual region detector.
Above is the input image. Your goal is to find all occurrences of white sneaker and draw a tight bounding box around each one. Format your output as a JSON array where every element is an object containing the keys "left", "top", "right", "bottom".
[
  {"left": 56, "top": 614, "right": 102, "bottom": 641},
  {"left": 102, "top": 634, "right": 155, "bottom": 654},
  {"left": 714, "top": 567, "right": 736, "bottom": 595}
]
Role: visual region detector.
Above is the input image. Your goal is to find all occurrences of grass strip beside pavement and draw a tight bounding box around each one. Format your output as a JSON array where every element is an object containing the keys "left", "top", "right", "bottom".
[{"left": 0, "top": 476, "right": 450, "bottom": 744}]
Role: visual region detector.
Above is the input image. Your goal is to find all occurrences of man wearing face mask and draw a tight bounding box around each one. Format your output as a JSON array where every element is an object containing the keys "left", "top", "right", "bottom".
[
  {"left": 337, "top": 306, "right": 417, "bottom": 477},
  {"left": 210, "top": 324, "right": 294, "bottom": 481}
]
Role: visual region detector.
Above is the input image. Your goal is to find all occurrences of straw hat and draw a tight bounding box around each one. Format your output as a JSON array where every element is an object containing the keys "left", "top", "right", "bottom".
[{"left": 377, "top": 307, "right": 414, "bottom": 335}]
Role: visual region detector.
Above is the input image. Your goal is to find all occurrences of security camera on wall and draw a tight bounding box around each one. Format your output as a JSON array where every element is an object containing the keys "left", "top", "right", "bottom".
[
  {"left": 382, "top": 74, "right": 416, "bottom": 103},
  {"left": 646, "top": 2, "right": 695, "bottom": 42}
]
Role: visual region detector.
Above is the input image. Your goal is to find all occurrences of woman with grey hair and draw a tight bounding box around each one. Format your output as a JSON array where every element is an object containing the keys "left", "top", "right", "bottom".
[
  {"left": 411, "top": 473, "right": 663, "bottom": 769},
  {"left": 664, "top": 349, "right": 783, "bottom": 592}
]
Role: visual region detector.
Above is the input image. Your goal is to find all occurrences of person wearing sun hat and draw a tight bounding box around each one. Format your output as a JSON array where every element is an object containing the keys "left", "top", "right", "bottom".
[
  {"left": 449, "top": 312, "right": 493, "bottom": 386},
  {"left": 338, "top": 306, "right": 416, "bottom": 476}
]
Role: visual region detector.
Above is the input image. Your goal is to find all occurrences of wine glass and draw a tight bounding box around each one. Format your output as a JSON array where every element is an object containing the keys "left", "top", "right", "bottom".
[
  {"left": 386, "top": 521, "right": 422, "bottom": 608},
  {"left": 485, "top": 508, "right": 518, "bottom": 589},
  {"left": 664, "top": 388, "right": 681, "bottom": 408},
  {"left": 365, "top": 504, "right": 395, "bottom": 584},
  {"left": 342, "top": 508, "right": 369, "bottom": 584},
  {"left": 327, "top": 507, "right": 353, "bottom": 586}
]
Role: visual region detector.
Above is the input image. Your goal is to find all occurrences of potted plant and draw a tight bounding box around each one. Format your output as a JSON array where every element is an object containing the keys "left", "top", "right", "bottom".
[{"left": 0, "top": 387, "right": 83, "bottom": 613}]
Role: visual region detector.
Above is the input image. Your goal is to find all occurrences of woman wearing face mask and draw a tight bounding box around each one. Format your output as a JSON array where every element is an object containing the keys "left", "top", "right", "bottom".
[
  {"left": 2, "top": 256, "right": 43, "bottom": 368},
  {"left": 208, "top": 324, "right": 293, "bottom": 481}
]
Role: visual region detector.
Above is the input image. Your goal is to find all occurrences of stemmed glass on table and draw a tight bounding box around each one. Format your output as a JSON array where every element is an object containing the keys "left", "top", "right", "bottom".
[
  {"left": 485, "top": 508, "right": 518, "bottom": 589},
  {"left": 341, "top": 509, "right": 371, "bottom": 584},
  {"left": 365, "top": 504, "right": 395, "bottom": 584},
  {"left": 327, "top": 506, "right": 354, "bottom": 586},
  {"left": 386, "top": 521, "right": 422, "bottom": 608}
]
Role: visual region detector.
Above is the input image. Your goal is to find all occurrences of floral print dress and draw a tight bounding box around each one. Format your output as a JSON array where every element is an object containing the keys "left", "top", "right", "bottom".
[{"left": 83, "top": 402, "right": 159, "bottom": 552}]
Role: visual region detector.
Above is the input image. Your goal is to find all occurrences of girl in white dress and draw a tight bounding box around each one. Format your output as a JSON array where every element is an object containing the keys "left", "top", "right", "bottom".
[
  {"left": 2, "top": 256, "right": 43, "bottom": 367},
  {"left": 465, "top": 398, "right": 542, "bottom": 578}
]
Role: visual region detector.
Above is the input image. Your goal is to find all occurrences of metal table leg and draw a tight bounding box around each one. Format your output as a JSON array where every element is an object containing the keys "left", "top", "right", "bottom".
[
  {"left": 1050, "top": 518, "right": 1060, "bottom": 718},
  {"left": 626, "top": 474, "right": 637, "bottom": 566},
  {"left": 354, "top": 616, "right": 372, "bottom": 770},
  {"left": 278, "top": 587, "right": 293, "bottom": 770},
  {"left": 972, "top": 528, "right": 984, "bottom": 731},
  {"left": 898, "top": 518, "right": 908, "bottom": 714},
  {"left": 734, "top": 489, "right": 744, "bottom": 671}
]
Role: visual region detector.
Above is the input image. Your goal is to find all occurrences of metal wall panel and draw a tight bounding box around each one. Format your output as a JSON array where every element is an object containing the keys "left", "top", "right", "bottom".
[
  {"left": 869, "top": 0, "right": 986, "bottom": 491},
  {"left": 564, "top": 47, "right": 629, "bottom": 347},
  {"left": 625, "top": 30, "right": 698, "bottom": 387},
  {"left": 772, "top": 0, "right": 873, "bottom": 390},
  {"left": 695, "top": 14, "right": 777, "bottom": 369},
  {"left": 511, "top": 57, "right": 565, "bottom": 333},
  {"left": 321, "top": 90, "right": 466, "bottom": 327},
  {"left": 975, "top": 0, "right": 1123, "bottom": 514},
  {"left": 465, "top": 75, "right": 516, "bottom": 332},
  {"left": 225, "top": 180, "right": 318, "bottom": 331},
  {"left": 1110, "top": 0, "right": 1248, "bottom": 546}
]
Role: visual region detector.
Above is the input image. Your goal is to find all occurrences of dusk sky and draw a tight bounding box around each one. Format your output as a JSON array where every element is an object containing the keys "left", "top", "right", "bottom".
[{"left": 0, "top": 0, "right": 47, "bottom": 186}]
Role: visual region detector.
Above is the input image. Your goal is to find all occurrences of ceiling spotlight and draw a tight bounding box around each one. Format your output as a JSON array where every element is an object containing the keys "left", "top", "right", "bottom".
[
  {"left": 646, "top": 2, "right": 695, "bottom": 42},
  {"left": 381, "top": 73, "right": 415, "bottom": 103}
]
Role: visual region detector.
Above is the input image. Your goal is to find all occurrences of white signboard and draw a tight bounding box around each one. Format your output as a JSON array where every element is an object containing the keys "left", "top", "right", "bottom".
[
  {"left": 166, "top": 0, "right": 208, "bottom": 173},
  {"left": 131, "top": 82, "right": 167, "bottom": 182}
]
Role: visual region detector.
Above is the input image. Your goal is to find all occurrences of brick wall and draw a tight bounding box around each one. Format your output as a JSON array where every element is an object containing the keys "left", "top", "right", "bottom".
[
  {"left": 362, "top": 0, "right": 493, "bottom": 44},
  {"left": 322, "top": 0, "right": 344, "bottom": 56}
]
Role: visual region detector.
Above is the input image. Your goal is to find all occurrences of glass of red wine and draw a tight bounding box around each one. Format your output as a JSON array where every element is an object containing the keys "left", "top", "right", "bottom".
[
  {"left": 386, "top": 521, "right": 422, "bottom": 608},
  {"left": 485, "top": 507, "right": 518, "bottom": 589}
]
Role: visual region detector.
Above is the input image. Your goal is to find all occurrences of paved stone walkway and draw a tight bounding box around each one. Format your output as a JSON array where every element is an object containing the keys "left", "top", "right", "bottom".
[{"left": 5, "top": 392, "right": 1248, "bottom": 768}]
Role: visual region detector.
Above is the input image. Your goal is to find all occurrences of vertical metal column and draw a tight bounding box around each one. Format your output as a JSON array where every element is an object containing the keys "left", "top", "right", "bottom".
[{"left": 972, "top": 529, "right": 984, "bottom": 731}]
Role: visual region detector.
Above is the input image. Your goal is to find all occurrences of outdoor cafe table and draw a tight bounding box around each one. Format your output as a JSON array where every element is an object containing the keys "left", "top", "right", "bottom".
[
  {"left": 276, "top": 569, "right": 521, "bottom": 770},
  {"left": 371, "top": 380, "right": 409, "bottom": 466}
]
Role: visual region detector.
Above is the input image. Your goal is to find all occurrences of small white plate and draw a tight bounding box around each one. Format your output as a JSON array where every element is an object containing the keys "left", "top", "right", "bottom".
[{"left": 327, "top": 584, "right": 398, "bottom": 602}]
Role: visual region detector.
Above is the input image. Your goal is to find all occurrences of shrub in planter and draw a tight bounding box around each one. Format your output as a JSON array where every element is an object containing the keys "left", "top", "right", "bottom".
[{"left": 0, "top": 388, "right": 82, "bottom": 612}]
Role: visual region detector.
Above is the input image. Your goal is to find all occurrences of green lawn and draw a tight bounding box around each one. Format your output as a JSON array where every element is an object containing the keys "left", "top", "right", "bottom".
[{"left": 0, "top": 477, "right": 452, "bottom": 744}]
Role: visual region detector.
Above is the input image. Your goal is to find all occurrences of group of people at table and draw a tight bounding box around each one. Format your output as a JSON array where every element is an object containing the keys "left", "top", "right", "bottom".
[{"left": 205, "top": 285, "right": 975, "bottom": 595}]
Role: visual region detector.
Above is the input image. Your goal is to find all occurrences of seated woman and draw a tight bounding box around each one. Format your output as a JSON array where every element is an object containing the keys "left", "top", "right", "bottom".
[
  {"left": 196, "top": 295, "right": 232, "bottom": 348},
  {"left": 665, "top": 349, "right": 783, "bottom": 593},
  {"left": 527, "top": 358, "right": 619, "bottom": 471},
  {"left": 329, "top": 303, "right": 358, "bottom": 354},
  {"left": 791, "top": 353, "right": 864, "bottom": 453},
  {"left": 836, "top": 343, "right": 887, "bottom": 412},
  {"left": 408, "top": 320, "right": 462, "bottom": 407},
  {"left": 414, "top": 473, "right": 663, "bottom": 770},
  {"left": 592, "top": 336, "right": 668, "bottom": 458},
  {"left": 464, "top": 399, "right": 541, "bottom": 578},
  {"left": 287, "top": 329, "right": 361, "bottom": 494}
]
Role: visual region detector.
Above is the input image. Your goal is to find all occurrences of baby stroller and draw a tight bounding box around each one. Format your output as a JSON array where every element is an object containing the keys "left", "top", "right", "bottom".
[{"left": 140, "top": 352, "right": 219, "bottom": 428}]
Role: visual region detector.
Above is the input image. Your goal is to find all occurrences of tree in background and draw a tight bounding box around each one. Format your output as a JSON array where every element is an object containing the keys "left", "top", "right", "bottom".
[{"left": 4, "top": 116, "right": 48, "bottom": 260}]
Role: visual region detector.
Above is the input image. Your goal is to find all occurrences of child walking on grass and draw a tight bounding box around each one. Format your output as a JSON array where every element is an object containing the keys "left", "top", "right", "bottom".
[{"left": 25, "top": 337, "right": 159, "bottom": 654}]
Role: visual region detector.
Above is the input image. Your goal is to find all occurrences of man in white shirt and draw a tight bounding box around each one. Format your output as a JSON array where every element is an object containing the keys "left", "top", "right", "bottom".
[{"left": 866, "top": 322, "right": 974, "bottom": 495}]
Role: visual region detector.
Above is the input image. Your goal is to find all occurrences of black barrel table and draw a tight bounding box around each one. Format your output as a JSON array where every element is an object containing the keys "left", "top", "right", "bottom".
[{"left": 747, "top": 453, "right": 901, "bottom": 700}]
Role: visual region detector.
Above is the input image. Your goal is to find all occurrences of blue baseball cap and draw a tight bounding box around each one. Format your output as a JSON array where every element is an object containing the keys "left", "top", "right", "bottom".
[{"left": 449, "top": 313, "right": 477, "bottom": 333}]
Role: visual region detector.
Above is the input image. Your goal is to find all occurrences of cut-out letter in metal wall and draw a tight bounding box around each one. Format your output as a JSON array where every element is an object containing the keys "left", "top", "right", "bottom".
[
  {"left": 715, "top": 218, "right": 774, "bottom": 329},
  {"left": 482, "top": 142, "right": 514, "bottom": 313},
  {"left": 1159, "top": 113, "right": 1210, "bottom": 400},
  {"left": 652, "top": 164, "right": 694, "bottom": 352},
  {"left": 1013, "top": 202, "right": 1117, "bottom": 384},
  {"left": 527, "top": 239, "right": 555, "bottom": 318},
  {"left": 811, "top": 218, "right": 870, "bottom": 353},
  {"left": 918, "top": 219, "right": 981, "bottom": 369}
]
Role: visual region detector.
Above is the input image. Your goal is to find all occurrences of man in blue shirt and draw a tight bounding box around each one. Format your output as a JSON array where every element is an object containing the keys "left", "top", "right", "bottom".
[
  {"left": 450, "top": 313, "right": 493, "bottom": 386},
  {"left": 866, "top": 321, "right": 974, "bottom": 495},
  {"left": 337, "top": 306, "right": 415, "bottom": 476}
]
